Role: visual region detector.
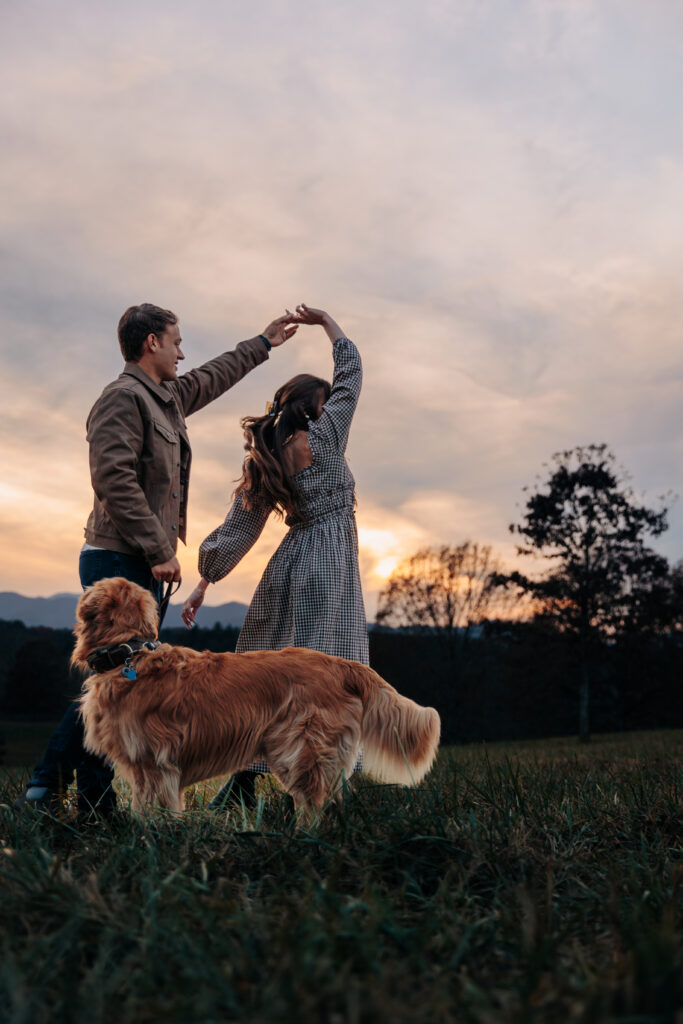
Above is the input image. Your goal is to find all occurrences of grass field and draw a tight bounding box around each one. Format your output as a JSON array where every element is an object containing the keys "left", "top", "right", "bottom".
[{"left": 1, "top": 730, "right": 681, "bottom": 1023}]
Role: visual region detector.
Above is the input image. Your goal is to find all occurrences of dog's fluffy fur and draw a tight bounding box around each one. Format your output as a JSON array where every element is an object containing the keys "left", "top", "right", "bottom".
[{"left": 74, "top": 577, "right": 441, "bottom": 814}]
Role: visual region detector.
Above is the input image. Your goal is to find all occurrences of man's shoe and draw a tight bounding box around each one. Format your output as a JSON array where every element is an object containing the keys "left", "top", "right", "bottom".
[
  {"left": 209, "top": 770, "right": 260, "bottom": 811},
  {"left": 13, "top": 786, "right": 63, "bottom": 814}
]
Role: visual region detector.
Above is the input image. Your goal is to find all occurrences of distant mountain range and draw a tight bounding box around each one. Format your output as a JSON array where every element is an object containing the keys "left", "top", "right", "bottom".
[{"left": 0, "top": 592, "right": 248, "bottom": 630}]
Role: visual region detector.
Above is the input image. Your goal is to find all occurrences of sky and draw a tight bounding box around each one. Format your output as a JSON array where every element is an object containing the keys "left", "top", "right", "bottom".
[{"left": 1, "top": 0, "right": 682, "bottom": 618}]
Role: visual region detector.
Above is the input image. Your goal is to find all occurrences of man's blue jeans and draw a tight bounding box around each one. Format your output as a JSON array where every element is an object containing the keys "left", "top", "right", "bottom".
[{"left": 29, "top": 549, "right": 163, "bottom": 802}]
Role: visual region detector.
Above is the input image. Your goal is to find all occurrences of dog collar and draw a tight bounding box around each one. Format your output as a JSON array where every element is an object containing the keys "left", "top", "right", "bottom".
[{"left": 87, "top": 639, "right": 160, "bottom": 674}]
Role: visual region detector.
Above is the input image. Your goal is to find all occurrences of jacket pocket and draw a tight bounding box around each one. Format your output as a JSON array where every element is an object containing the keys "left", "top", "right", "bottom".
[
  {"left": 144, "top": 418, "right": 179, "bottom": 501},
  {"left": 152, "top": 419, "right": 178, "bottom": 445}
]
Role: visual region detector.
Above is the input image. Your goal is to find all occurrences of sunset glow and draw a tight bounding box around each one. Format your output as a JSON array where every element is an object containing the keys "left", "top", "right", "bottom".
[
  {"left": 357, "top": 527, "right": 406, "bottom": 585},
  {"left": 373, "top": 557, "right": 400, "bottom": 582}
]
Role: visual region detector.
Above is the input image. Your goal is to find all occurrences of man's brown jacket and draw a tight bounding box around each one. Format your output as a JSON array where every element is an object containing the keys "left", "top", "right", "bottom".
[{"left": 84, "top": 336, "right": 269, "bottom": 566}]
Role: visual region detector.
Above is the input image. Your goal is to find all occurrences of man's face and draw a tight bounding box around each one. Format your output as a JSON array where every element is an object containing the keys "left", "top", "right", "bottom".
[{"left": 151, "top": 324, "right": 185, "bottom": 381}]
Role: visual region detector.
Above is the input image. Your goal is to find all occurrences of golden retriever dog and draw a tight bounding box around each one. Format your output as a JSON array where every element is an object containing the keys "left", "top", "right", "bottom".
[{"left": 73, "top": 577, "right": 441, "bottom": 815}]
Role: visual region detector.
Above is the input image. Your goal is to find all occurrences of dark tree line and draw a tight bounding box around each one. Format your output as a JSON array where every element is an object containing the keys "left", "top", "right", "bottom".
[
  {"left": 1, "top": 444, "right": 681, "bottom": 746},
  {"left": 0, "top": 614, "right": 682, "bottom": 746},
  {"left": 0, "top": 623, "right": 240, "bottom": 719}
]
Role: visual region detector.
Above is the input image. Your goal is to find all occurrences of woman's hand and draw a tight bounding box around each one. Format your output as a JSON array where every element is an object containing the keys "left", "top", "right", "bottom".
[
  {"left": 295, "top": 304, "right": 345, "bottom": 342},
  {"left": 181, "top": 579, "right": 209, "bottom": 628},
  {"left": 294, "top": 304, "right": 329, "bottom": 326},
  {"left": 262, "top": 312, "right": 299, "bottom": 347}
]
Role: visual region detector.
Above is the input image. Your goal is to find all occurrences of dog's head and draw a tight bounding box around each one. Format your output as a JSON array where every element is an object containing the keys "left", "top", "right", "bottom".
[{"left": 71, "top": 576, "right": 160, "bottom": 671}]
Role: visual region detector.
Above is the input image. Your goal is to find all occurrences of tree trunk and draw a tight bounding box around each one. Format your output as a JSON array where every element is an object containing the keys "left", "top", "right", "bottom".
[
  {"left": 579, "top": 660, "right": 590, "bottom": 743},
  {"left": 578, "top": 617, "right": 591, "bottom": 743}
]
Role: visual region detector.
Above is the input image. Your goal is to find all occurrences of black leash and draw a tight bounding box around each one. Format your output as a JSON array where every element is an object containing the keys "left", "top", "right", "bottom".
[{"left": 157, "top": 579, "right": 181, "bottom": 630}]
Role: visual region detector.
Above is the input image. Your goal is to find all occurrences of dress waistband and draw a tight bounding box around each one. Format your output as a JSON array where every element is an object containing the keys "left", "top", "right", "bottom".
[{"left": 288, "top": 507, "right": 356, "bottom": 530}]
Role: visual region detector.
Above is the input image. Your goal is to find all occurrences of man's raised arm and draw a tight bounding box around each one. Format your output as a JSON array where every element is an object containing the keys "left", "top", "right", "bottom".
[{"left": 176, "top": 314, "right": 298, "bottom": 417}]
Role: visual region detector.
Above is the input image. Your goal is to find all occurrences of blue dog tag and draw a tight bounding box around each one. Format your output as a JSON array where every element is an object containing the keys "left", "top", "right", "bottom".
[{"left": 122, "top": 664, "right": 137, "bottom": 680}]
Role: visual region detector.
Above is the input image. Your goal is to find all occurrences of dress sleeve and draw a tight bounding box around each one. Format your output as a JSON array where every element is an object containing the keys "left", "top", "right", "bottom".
[
  {"left": 198, "top": 494, "right": 270, "bottom": 583},
  {"left": 308, "top": 337, "right": 362, "bottom": 454}
]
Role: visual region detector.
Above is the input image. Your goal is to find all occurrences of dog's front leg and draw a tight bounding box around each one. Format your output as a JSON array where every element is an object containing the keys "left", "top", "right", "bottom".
[
  {"left": 154, "top": 766, "right": 185, "bottom": 813},
  {"left": 130, "top": 764, "right": 155, "bottom": 813},
  {"left": 131, "top": 763, "right": 184, "bottom": 814},
  {"left": 162, "top": 785, "right": 185, "bottom": 814}
]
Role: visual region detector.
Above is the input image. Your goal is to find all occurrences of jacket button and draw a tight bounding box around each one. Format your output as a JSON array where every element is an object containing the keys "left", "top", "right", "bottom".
[
  {"left": 173, "top": 492, "right": 178, "bottom": 498},
  {"left": 171, "top": 524, "right": 177, "bottom": 531}
]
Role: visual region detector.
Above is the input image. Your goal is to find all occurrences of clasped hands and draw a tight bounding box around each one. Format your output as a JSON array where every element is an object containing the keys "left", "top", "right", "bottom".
[{"left": 261, "top": 304, "right": 331, "bottom": 346}]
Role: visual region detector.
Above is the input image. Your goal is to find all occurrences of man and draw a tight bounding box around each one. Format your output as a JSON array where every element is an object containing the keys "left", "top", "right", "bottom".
[{"left": 15, "top": 303, "right": 297, "bottom": 815}]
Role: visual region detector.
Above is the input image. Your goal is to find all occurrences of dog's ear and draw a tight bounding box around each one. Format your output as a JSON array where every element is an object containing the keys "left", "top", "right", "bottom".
[
  {"left": 75, "top": 577, "right": 160, "bottom": 639},
  {"left": 76, "top": 577, "right": 133, "bottom": 624},
  {"left": 116, "top": 578, "right": 160, "bottom": 637},
  {"left": 136, "top": 588, "right": 160, "bottom": 639},
  {"left": 76, "top": 584, "right": 105, "bottom": 623}
]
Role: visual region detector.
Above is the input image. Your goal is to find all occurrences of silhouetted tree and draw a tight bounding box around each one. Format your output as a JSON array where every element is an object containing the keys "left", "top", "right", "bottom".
[
  {"left": 507, "top": 444, "right": 671, "bottom": 742},
  {"left": 376, "top": 542, "right": 511, "bottom": 665},
  {"left": 614, "top": 552, "right": 683, "bottom": 638}
]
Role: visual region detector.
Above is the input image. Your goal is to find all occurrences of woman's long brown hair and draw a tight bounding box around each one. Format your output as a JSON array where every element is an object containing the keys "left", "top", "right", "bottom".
[{"left": 235, "top": 373, "right": 331, "bottom": 519}]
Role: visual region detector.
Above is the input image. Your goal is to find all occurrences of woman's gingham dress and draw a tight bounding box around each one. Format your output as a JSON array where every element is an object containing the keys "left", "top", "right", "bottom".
[{"left": 198, "top": 337, "right": 368, "bottom": 773}]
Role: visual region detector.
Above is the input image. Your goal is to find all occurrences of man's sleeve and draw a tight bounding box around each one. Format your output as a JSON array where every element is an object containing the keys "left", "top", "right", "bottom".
[
  {"left": 176, "top": 336, "right": 269, "bottom": 417},
  {"left": 88, "top": 389, "right": 175, "bottom": 565}
]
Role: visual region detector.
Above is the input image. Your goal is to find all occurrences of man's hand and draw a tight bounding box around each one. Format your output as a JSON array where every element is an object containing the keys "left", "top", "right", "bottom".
[
  {"left": 262, "top": 312, "right": 299, "bottom": 348},
  {"left": 151, "top": 556, "right": 182, "bottom": 583}
]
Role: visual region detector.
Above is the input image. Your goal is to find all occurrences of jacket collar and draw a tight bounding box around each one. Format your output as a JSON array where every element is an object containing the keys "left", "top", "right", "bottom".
[{"left": 122, "top": 362, "right": 176, "bottom": 405}]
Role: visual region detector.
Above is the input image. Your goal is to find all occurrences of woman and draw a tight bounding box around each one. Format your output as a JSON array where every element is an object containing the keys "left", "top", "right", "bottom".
[{"left": 182, "top": 304, "right": 367, "bottom": 807}]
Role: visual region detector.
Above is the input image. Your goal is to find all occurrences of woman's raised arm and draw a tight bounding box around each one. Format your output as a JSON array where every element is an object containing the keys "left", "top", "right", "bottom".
[{"left": 295, "top": 304, "right": 362, "bottom": 453}]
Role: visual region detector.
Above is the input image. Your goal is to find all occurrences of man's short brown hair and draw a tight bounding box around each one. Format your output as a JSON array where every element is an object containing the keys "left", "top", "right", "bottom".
[{"left": 118, "top": 304, "right": 178, "bottom": 362}]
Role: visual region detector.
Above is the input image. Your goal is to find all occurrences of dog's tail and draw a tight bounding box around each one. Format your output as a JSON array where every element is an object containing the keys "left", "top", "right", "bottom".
[{"left": 345, "top": 663, "right": 440, "bottom": 785}]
